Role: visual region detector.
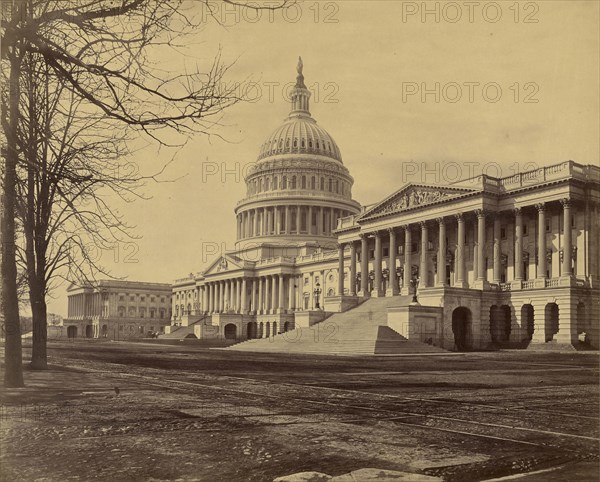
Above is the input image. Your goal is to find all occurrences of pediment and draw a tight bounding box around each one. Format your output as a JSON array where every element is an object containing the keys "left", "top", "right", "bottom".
[
  {"left": 360, "top": 183, "right": 478, "bottom": 220},
  {"left": 203, "top": 254, "right": 245, "bottom": 276}
]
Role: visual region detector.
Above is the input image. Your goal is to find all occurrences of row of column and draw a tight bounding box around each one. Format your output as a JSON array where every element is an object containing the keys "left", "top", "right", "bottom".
[
  {"left": 202, "top": 274, "right": 304, "bottom": 315},
  {"left": 337, "top": 200, "right": 574, "bottom": 295},
  {"left": 237, "top": 206, "right": 350, "bottom": 240},
  {"left": 68, "top": 293, "right": 102, "bottom": 319}
]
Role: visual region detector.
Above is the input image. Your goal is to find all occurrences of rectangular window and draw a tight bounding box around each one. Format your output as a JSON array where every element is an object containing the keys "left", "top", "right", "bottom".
[
  {"left": 571, "top": 215, "right": 575, "bottom": 228},
  {"left": 500, "top": 227, "right": 506, "bottom": 240},
  {"left": 383, "top": 247, "right": 389, "bottom": 257},
  {"left": 119, "top": 295, "right": 124, "bottom": 301},
  {"left": 140, "top": 296, "right": 145, "bottom": 302},
  {"left": 523, "top": 224, "right": 528, "bottom": 236},
  {"left": 369, "top": 249, "right": 374, "bottom": 259},
  {"left": 411, "top": 243, "right": 418, "bottom": 253},
  {"left": 545, "top": 220, "right": 550, "bottom": 232}
]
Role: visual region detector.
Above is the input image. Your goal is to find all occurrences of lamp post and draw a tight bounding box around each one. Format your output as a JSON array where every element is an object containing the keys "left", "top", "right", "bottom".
[
  {"left": 313, "top": 282, "right": 322, "bottom": 310},
  {"left": 410, "top": 275, "right": 420, "bottom": 304}
]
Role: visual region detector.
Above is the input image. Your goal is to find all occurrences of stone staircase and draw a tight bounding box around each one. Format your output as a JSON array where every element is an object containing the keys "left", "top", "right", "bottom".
[
  {"left": 226, "top": 297, "right": 446, "bottom": 356},
  {"left": 160, "top": 317, "right": 209, "bottom": 340}
]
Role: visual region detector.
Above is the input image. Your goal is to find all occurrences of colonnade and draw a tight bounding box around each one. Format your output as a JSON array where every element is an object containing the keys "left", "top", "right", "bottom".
[
  {"left": 337, "top": 199, "right": 575, "bottom": 296},
  {"left": 67, "top": 292, "right": 102, "bottom": 319},
  {"left": 202, "top": 274, "right": 305, "bottom": 315},
  {"left": 236, "top": 205, "right": 351, "bottom": 240}
]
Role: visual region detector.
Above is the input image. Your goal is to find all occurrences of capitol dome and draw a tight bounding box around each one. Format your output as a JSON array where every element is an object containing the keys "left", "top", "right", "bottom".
[
  {"left": 234, "top": 58, "right": 361, "bottom": 250},
  {"left": 257, "top": 115, "right": 343, "bottom": 163}
]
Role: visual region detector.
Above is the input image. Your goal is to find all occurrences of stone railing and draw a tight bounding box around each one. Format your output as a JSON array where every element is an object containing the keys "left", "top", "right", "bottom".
[
  {"left": 522, "top": 280, "right": 535, "bottom": 289},
  {"left": 499, "top": 283, "right": 511, "bottom": 292},
  {"left": 237, "top": 189, "right": 354, "bottom": 207},
  {"left": 497, "top": 161, "right": 599, "bottom": 191},
  {"left": 545, "top": 278, "right": 559, "bottom": 288},
  {"left": 337, "top": 215, "right": 358, "bottom": 230}
]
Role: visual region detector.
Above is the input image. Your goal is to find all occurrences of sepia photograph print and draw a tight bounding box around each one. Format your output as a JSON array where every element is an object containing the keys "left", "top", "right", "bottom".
[{"left": 1, "top": 1, "right": 599, "bottom": 481}]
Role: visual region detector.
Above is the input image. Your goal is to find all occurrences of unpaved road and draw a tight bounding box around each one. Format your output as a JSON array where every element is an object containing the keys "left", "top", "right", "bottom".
[{"left": 1, "top": 341, "right": 598, "bottom": 481}]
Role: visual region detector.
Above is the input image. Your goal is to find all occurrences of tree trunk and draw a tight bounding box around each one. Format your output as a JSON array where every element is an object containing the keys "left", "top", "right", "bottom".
[
  {"left": 30, "top": 289, "right": 48, "bottom": 370},
  {"left": 2, "top": 44, "right": 25, "bottom": 387}
]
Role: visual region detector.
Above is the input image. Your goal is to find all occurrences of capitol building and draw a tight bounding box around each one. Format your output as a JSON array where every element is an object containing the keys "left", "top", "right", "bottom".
[{"left": 169, "top": 59, "right": 600, "bottom": 352}]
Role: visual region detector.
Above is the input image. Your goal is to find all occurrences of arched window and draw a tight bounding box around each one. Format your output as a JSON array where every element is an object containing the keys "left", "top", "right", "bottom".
[
  {"left": 311, "top": 176, "right": 316, "bottom": 189},
  {"left": 279, "top": 139, "right": 283, "bottom": 149},
  {"left": 118, "top": 306, "right": 125, "bottom": 317},
  {"left": 309, "top": 139, "right": 313, "bottom": 148},
  {"left": 258, "top": 179, "right": 263, "bottom": 192},
  {"left": 301, "top": 176, "right": 306, "bottom": 189},
  {"left": 265, "top": 177, "right": 270, "bottom": 190},
  {"left": 335, "top": 180, "right": 339, "bottom": 193},
  {"left": 291, "top": 176, "right": 297, "bottom": 189},
  {"left": 316, "top": 140, "right": 320, "bottom": 149},
  {"left": 293, "top": 138, "right": 298, "bottom": 148},
  {"left": 273, "top": 176, "right": 278, "bottom": 190},
  {"left": 286, "top": 139, "right": 290, "bottom": 148}
]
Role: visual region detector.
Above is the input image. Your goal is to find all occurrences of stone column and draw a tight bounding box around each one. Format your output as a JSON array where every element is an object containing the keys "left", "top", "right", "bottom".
[
  {"left": 476, "top": 210, "right": 486, "bottom": 283},
  {"left": 251, "top": 278, "right": 257, "bottom": 313},
  {"left": 514, "top": 208, "right": 523, "bottom": 281},
  {"left": 420, "top": 222, "right": 428, "bottom": 287},
  {"left": 455, "top": 214, "right": 466, "bottom": 288},
  {"left": 437, "top": 218, "right": 447, "bottom": 287},
  {"left": 271, "top": 275, "right": 277, "bottom": 313},
  {"left": 206, "top": 284, "right": 211, "bottom": 313},
  {"left": 403, "top": 226, "right": 412, "bottom": 294},
  {"left": 224, "top": 281, "right": 230, "bottom": 313},
  {"left": 296, "top": 206, "right": 302, "bottom": 234},
  {"left": 258, "top": 277, "right": 264, "bottom": 314},
  {"left": 350, "top": 242, "right": 357, "bottom": 296},
  {"left": 493, "top": 216, "right": 501, "bottom": 284},
  {"left": 278, "top": 275, "right": 285, "bottom": 313},
  {"left": 285, "top": 205, "right": 291, "bottom": 234},
  {"left": 214, "top": 282, "right": 220, "bottom": 313},
  {"left": 274, "top": 206, "right": 280, "bottom": 235},
  {"left": 318, "top": 207, "right": 323, "bottom": 236},
  {"left": 536, "top": 203, "right": 546, "bottom": 279},
  {"left": 288, "top": 275, "right": 296, "bottom": 311},
  {"left": 338, "top": 243, "right": 345, "bottom": 295},
  {"left": 308, "top": 206, "right": 313, "bottom": 235},
  {"left": 324, "top": 209, "right": 330, "bottom": 235},
  {"left": 373, "top": 231, "right": 383, "bottom": 297},
  {"left": 561, "top": 199, "right": 573, "bottom": 277},
  {"left": 262, "top": 207, "right": 267, "bottom": 236},
  {"left": 387, "top": 228, "right": 399, "bottom": 296},
  {"left": 202, "top": 286, "right": 208, "bottom": 314},
  {"left": 264, "top": 276, "right": 270, "bottom": 313},
  {"left": 253, "top": 209, "right": 259, "bottom": 237},
  {"left": 236, "top": 215, "right": 241, "bottom": 240},
  {"left": 360, "top": 235, "right": 369, "bottom": 296}
]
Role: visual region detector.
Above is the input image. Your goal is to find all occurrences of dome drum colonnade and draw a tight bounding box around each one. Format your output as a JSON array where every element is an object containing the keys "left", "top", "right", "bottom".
[{"left": 234, "top": 57, "right": 360, "bottom": 247}]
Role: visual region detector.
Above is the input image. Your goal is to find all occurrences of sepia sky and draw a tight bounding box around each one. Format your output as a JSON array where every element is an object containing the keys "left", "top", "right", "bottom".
[{"left": 47, "top": 0, "right": 599, "bottom": 316}]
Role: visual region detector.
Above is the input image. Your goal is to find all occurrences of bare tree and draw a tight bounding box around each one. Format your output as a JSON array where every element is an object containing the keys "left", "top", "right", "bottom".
[
  {"left": 1, "top": 0, "right": 291, "bottom": 386},
  {"left": 14, "top": 51, "right": 142, "bottom": 369}
]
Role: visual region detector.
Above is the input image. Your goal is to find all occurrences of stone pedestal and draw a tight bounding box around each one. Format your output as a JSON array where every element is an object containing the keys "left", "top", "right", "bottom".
[
  {"left": 323, "top": 295, "right": 359, "bottom": 313},
  {"left": 294, "top": 310, "right": 332, "bottom": 328},
  {"left": 387, "top": 305, "right": 443, "bottom": 346}
]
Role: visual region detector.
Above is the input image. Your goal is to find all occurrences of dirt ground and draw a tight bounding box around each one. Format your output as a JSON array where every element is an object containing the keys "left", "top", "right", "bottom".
[{"left": 0, "top": 341, "right": 598, "bottom": 482}]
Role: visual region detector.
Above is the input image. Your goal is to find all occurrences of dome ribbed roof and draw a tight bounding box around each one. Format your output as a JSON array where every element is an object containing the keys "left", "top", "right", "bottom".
[
  {"left": 257, "top": 115, "right": 342, "bottom": 163},
  {"left": 256, "top": 58, "right": 342, "bottom": 164}
]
